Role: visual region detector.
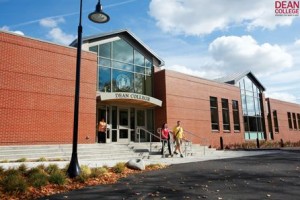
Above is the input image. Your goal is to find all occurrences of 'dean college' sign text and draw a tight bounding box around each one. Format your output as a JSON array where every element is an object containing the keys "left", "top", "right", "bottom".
[{"left": 115, "top": 93, "right": 150, "bottom": 102}]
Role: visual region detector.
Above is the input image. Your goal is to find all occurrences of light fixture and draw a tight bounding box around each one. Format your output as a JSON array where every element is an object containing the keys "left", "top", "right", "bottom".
[{"left": 88, "top": 0, "right": 110, "bottom": 23}]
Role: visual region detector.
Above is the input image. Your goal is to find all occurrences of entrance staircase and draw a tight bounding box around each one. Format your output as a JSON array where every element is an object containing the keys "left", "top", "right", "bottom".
[{"left": 0, "top": 142, "right": 215, "bottom": 164}]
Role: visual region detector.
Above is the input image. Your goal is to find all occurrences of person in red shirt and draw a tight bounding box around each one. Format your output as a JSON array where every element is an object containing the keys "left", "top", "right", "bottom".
[{"left": 161, "top": 123, "right": 173, "bottom": 157}]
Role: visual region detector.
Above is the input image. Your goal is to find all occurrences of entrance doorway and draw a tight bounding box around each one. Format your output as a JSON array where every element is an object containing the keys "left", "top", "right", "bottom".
[{"left": 97, "top": 105, "right": 153, "bottom": 143}]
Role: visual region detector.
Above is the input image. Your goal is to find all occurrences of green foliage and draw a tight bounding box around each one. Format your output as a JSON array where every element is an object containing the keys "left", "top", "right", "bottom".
[
  {"left": 37, "top": 157, "right": 48, "bottom": 162},
  {"left": 45, "top": 164, "right": 60, "bottom": 175},
  {"left": 16, "top": 158, "right": 27, "bottom": 162},
  {"left": 0, "top": 159, "right": 9, "bottom": 163},
  {"left": 75, "top": 165, "right": 92, "bottom": 183},
  {"left": 26, "top": 167, "right": 43, "bottom": 177},
  {"left": 18, "top": 164, "right": 28, "bottom": 175},
  {"left": 48, "top": 171, "right": 66, "bottom": 185},
  {"left": 0, "top": 166, "right": 4, "bottom": 175},
  {"left": 28, "top": 171, "right": 48, "bottom": 188},
  {"left": 1, "top": 173, "right": 28, "bottom": 193},
  {"left": 37, "top": 164, "right": 46, "bottom": 171},
  {"left": 90, "top": 167, "right": 108, "bottom": 178},
  {"left": 4, "top": 168, "right": 20, "bottom": 176},
  {"left": 112, "top": 162, "right": 126, "bottom": 174}
]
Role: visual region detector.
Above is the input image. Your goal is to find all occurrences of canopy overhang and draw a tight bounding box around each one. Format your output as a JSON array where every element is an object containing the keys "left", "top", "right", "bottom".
[{"left": 97, "top": 92, "right": 162, "bottom": 108}]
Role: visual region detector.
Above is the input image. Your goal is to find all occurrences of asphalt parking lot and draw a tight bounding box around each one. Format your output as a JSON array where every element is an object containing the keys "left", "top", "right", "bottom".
[{"left": 40, "top": 150, "right": 300, "bottom": 200}]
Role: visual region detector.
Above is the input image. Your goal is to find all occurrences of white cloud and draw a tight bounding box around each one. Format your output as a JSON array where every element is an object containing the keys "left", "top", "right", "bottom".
[
  {"left": 0, "top": 25, "right": 24, "bottom": 35},
  {"left": 149, "top": 0, "right": 297, "bottom": 35},
  {"left": 39, "top": 17, "right": 65, "bottom": 28},
  {"left": 38, "top": 17, "right": 75, "bottom": 45},
  {"left": 208, "top": 35, "right": 293, "bottom": 75},
  {"left": 265, "top": 92, "right": 298, "bottom": 103},
  {"left": 47, "top": 28, "right": 75, "bottom": 45}
]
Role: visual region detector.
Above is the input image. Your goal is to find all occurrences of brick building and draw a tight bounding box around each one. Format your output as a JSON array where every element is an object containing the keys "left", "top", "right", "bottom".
[{"left": 0, "top": 30, "right": 299, "bottom": 148}]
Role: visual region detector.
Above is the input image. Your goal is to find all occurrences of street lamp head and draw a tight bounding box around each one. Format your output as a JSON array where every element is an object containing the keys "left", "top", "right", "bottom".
[{"left": 88, "top": 0, "right": 110, "bottom": 23}]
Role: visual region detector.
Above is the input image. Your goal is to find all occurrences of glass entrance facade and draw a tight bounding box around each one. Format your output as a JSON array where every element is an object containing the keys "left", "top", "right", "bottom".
[
  {"left": 237, "top": 76, "right": 264, "bottom": 140},
  {"left": 91, "top": 36, "right": 156, "bottom": 143},
  {"left": 89, "top": 38, "right": 153, "bottom": 96}
]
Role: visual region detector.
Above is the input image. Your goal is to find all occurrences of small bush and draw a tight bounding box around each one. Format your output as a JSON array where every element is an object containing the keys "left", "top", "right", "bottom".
[
  {"left": 18, "top": 164, "right": 28, "bottom": 175},
  {"left": 4, "top": 168, "right": 20, "bottom": 176},
  {"left": 75, "top": 165, "right": 92, "bottom": 183},
  {"left": 29, "top": 171, "right": 48, "bottom": 188},
  {"left": 16, "top": 158, "right": 27, "bottom": 162},
  {"left": 37, "top": 157, "right": 48, "bottom": 162},
  {"left": 90, "top": 167, "right": 108, "bottom": 178},
  {"left": 26, "top": 167, "right": 43, "bottom": 177},
  {"left": 37, "top": 164, "right": 46, "bottom": 171},
  {"left": 1, "top": 173, "right": 28, "bottom": 193},
  {"left": 0, "top": 166, "right": 4, "bottom": 175},
  {"left": 112, "top": 162, "right": 126, "bottom": 174},
  {"left": 0, "top": 159, "right": 9, "bottom": 163},
  {"left": 45, "top": 164, "right": 60, "bottom": 175},
  {"left": 49, "top": 171, "right": 66, "bottom": 185}
]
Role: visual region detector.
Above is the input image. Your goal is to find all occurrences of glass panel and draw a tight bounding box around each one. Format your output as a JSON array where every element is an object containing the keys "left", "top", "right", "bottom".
[
  {"left": 210, "top": 97, "right": 218, "bottom": 107},
  {"left": 112, "top": 69, "right": 134, "bottom": 92},
  {"left": 112, "top": 107, "right": 117, "bottom": 129},
  {"left": 287, "top": 112, "right": 293, "bottom": 129},
  {"left": 254, "top": 98, "right": 260, "bottom": 115},
  {"left": 145, "top": 76, "right": 152, "bottom": 96},
  {"left": 145, "top": 59, "right": 152, "bottom": 68},
  {"left": 147, "top": 109, "right": 153, "bottom": 131},
  {"left": 135, "top": 66, "right": 145, "bottom": 74},
  {"left": 113, "top": 61, "right": 133, "bottom": 72},
  {"left": 134, "top": 50, "right": 145, "bottom": 66},
  {"left": 244, "top": 77, "right": 253, "bottom": 91},
  {"left": 134, "top": 73, "right": 144, "bottom": 94},
  {"left": 145, "top": 68, "right": 152, "bottom": 76},
  {"left": 244, "top": 116, "right": 249, "bottom": 131},
  {"left": 292, "top": 113, "right": 297, "bottom": 129},
  {"left": 297, "top": 114, "right": 300, "bottom": 130},
  {"left": 246, "top": 96, "right": 255, "bottom": 116},
  {"left": 99, "top": 43, "right": 111, "bottom": 58},
  {"left": 137, "top": 110, "right": 145, "bottom": 126},
  {"left": 99, "top": 67, "right": 111, "bottom": 92},
  {"left": 89, "top": 45, "right": 98, "bottom": 53},
  {"left": 113, "top": 39, "right": 133, "bottom": 64},
  {"left": 99, "top": 58, "right": 111, "bottom": 67},
  {"left": 119, "top": 109, "right": 128, "bottom": 126},
  {"left": 112, "top": 130, "right": 117, "bottom": 142},
  {"left": 119, "top": 129, "right": 128, "bottom": 138}
]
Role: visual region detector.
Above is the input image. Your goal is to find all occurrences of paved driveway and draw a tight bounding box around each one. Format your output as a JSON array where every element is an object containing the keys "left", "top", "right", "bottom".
[{"left": 40, "top": 150, "right": 300, "bottom": 200}]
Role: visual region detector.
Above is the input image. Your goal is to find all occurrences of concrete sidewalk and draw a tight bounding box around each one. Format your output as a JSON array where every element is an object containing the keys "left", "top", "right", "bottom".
[{"left": 39, "top": 150, "right": 300, "bottom": 200}]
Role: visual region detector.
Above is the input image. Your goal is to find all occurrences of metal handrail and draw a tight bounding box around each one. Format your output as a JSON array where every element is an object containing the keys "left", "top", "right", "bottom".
[
  {"left": 136, "top": 127, "right": 167, "bottom": 156},
  {"left": 183, "top": 129, "right": 209, "bottom": 155}
]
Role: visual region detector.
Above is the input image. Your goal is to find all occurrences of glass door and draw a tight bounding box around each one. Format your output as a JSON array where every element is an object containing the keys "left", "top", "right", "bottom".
[
  {"left": 118, "top": 108, "right": 130, "bottom": 143},
  {"left": 135, "top": 109, "right": 147, "bottom": 142}
]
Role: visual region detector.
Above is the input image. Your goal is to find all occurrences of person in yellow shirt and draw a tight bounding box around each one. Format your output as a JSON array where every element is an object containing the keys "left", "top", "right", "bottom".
[{"left": 173, "top": 121, "right": 184, "bottom": 158}]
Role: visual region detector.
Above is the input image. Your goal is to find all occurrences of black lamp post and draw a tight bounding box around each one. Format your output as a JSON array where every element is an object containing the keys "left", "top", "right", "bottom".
[{"left": 67, "top": 0, "right": 109, "bottom": 178}]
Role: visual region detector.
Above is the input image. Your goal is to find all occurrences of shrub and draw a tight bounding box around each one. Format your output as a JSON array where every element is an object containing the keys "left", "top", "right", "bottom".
[
  {"left": 37, "top": 157, "right": 48, "bottom": 162},
  {"left": 26, "top": 167, "right": 43, "bottom": 177},
  {"left": 75, "top": 165, "right": 92, "bottom": 183},
  {"left": 90, "top": 167, "right": 108, "bottom": 178},
  {"left": 37, "top": 164, "right": 46, "bottom": 171},
  {"left": 0, "top": 166, "right": 4, "bottom": 175},
  {"left": 16, "top": 158, "right": 27, "bottom": 162},
  {"left": 112, "top": 162, "right": 126, "bottom": 174},
  {"left": 18, "top": 164, "right": 28, "bottom": 175},
  {"left": 1, "top": 173, "right": 28, "bottom": 193},
  {"left": 29, "top": 171, "right": 48, "bottom": 188},
  {"left": 4, "top": 168, "right": 20, "bottom": 176},
  {"left": 45, "top": 164, "right": 60, "bottom": 175},
  {"left": 49, "top": 171, "right": 66, "bottom": 185},
  {"left": 0, "top": 159, "right": 9, "bottom": 163}
]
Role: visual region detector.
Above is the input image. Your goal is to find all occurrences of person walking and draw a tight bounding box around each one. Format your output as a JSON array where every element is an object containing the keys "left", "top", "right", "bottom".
[
  {"left": 161, "top": 123, "right": 173, "bottom": 157},
  {"left": 173, "top": 121, "right": 184, "bottom": 158}
]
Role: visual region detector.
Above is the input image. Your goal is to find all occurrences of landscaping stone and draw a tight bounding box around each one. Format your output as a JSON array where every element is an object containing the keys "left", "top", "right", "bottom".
[{"left": 126, "top": 158, "right": 145, "bottom": 170}]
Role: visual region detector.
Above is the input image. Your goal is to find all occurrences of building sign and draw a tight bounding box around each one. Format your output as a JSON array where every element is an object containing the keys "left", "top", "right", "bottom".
[
  {"left": 97, "top": 92, "right": 162, "bottom": 107},
  {"left": 115, "top": 93, "right": 151, "bottom": 102},
  {"left": 275, "top": 1, "right": 299, "bottom": 16}
]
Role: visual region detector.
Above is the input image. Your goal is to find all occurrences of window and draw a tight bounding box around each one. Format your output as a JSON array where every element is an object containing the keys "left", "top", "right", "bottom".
[
  {"left": 95, "top": 38, "right": 153, "bottom": 95},
  {"left": 287, "top": 112, "right": 293, "bottom": 129},
  {"left": 273, "top": 110, "right": 279, "bottom": 132},
  {"left": 297, "top": 114, "right": 300, "bottom": 130},
  {"left": 210, "top": 97, "right": 219, "bottom": 130},
  {"left": 222, "top": 99, "right": 230, "bottom": 131},
  {"left": 292, "top": 113, "right": 297, "bottom": 130},
  {"left": 232, "top": 100, "right": 240, "bottom": 131}
]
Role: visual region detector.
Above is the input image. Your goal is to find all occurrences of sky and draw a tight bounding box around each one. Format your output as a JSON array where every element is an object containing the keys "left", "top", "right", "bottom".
[{"left": 1, "top": 0, "right": 300, "bottom": 103}]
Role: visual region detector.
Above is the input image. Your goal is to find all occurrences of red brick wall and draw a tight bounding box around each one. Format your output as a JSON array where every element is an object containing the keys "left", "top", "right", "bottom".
[
  {"left": 266, "top": 98, "right": 300, "bottom": 143},
  {"left": 155, "top": 69, "right": 245, "bottom": 148},
  {"left": 0, "top": 31, "right": 97, "bottom": 145}
]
